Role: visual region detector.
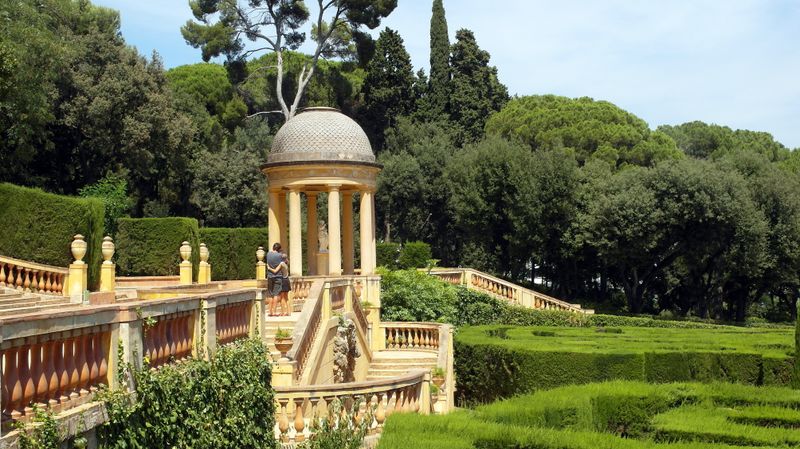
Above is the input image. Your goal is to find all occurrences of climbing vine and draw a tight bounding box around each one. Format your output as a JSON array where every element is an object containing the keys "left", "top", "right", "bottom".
[{"left": 98, "top": 338, "right": 276, "bottom": 449}]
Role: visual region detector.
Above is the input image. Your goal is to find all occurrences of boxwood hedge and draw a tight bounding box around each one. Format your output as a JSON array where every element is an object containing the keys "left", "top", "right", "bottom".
[
  {"left": 454, "top": 325, "right": 794, "bottom": 405},
  {"left": 0, "top": 183, "right": 104, "bottom": 289},
  {"left": 199, "top": 228, "right": 267, "bottom": 280},
  {"left": 116, "top": 217, "right": 201, "bottom": 278}
]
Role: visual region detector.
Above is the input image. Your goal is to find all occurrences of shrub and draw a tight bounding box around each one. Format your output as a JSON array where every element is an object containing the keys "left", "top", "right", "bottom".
[
  {"left": 795, "top": 299, "right": 800, "bottom": 389},
  {"left": 398, "top": 241, "right": 432, "bottom": 269},
  {"left": 378, "top": 268, "right": 457, "bottom": 322},
  {"left": 78, "top": 174, "right": 132, "bottom": 236},
  {"left": 199, "top": 227, "right": 267, "bottom": 280},
  {"left": 0, "top": 183, "right": 104, "bottom": 289},
  {"left": 115, "top": 217, "right": 200, "bottom": 278},
  {"left": 376, "top": 242, "right": 401, "bottom": 269},
  {"left": 99, "top": 338, "right": 275, "bottom": 449}
]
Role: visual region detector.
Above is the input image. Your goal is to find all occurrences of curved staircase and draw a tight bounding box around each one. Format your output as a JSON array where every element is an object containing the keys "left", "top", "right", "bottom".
[{"left": 0, "top": 287, "right": 72, "bottom": 316}]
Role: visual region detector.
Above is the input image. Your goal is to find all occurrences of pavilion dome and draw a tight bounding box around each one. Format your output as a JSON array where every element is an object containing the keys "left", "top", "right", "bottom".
[{"left": 267, "top": 107, "right": 375, "bottom": 165}]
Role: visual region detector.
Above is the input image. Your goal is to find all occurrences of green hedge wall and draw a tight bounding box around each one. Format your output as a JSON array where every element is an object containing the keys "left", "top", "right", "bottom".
[
  {"left": 454, "top": 328, "right": 792, "bottom": 405},
  {"left": 199, "top": 228, "right": 267, "bottom": 280},
  {"left": 376, "top": 242, "right": 401, "bottom": 269},
  {"left": 116, "top": 217, "right": 201, "bottom": 278},
  {"left": 0, "top": 183, "right": 104, "bottom": 289},
  {"left": 398, "top": 241, "right": 432, "bottom": 269}
]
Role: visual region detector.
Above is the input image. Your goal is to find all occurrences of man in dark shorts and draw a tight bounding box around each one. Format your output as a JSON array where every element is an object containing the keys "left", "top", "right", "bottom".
[{"left": 267, "top": 243, "right": 283, "bottom": 316}]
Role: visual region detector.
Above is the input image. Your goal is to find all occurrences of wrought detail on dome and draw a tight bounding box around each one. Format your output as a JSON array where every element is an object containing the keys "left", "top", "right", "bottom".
[{"left": 267, "top": 107, "right": 375, "bottom": 165}]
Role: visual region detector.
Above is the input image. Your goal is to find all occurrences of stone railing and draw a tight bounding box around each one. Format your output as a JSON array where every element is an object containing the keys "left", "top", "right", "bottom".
[
  {"left": 0, "top": 287, "right": 262, "bottom": 427},
  {"left": 1, "top": 324, "right": 111, "bottom": 419},
  {"left": 216, "top": 300, "right": 252, "bottom": 346},
  {"left": 290, "top": 278, "right": 314, "bottom": 312},
  {"left": 0, "top": 255, "right": 69, "bottom": 296},
  {"left": 273, "top": 369, "right": 430, "bottom": 443},
  {"left": 144, "top": 311, "right": 195, "bottom": 368},
  {"left": 427, "top": 268, "right": 590, "bottom": 313},
  {"left": 382, "top": 323, "right": 440, "bottom": 351},
  {"left": 286, "top": 280, "right": 325, "bottom": 383}
]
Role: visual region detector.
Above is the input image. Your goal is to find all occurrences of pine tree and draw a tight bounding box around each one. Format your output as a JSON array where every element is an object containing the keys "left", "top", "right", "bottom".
[
  {"left": 360, "top": 28, "right": 416, "bottom": 151},
  {"left": 428, "top": 0, "right": 450, "bottom": 117},
  {"left": 449, "top": 29, "right": 509, "bottom": 145}
]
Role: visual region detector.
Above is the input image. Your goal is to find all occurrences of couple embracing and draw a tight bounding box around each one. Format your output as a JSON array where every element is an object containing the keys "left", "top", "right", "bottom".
[{"left": 267, "top": 243, "right": 291, "bottom": 316}]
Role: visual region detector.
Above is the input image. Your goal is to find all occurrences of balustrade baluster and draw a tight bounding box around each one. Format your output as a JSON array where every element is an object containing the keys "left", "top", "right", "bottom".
[
  {"left": 19, "top": 344, "right": 35, "bottom": 415},
  {"left": 176, "top": 316, "right": 186, "bottom": 358},
  {"left": 293, "top": 398, "right": 306, "bottom": 442},
  {"left": 277, "top": 398, "right": 290, "bottom": 442},
  {"left": 99, "top": 332, "right": 109, "bottom": 386},
  {"left": 394, "top": 389, "right": 404, "bottom": 413},
  {"left": 43, "top": 339, "right": 58, "bottom": 406},
  {"left": 0, "top": 262, "right": 5, "bottom": 286},
  {"left": 30, "top": 341, "right": 46, "bottom": 406},
  {"left": 54, "top": 339, "right": 68, "bottom": 403},
  {"left": 155, "top": 320, "right": 166, "bottom": 366},
  {"left": 65, "top": 336, "right": 79, "bottom": 400},
  {"left": 77, "top": 333, "right": 90, "bottom": 396},
  {"left": 6, "top": 347, "right": 22, "bottom": 417},
  {"left": 22, "top": 268, "right": 31, "bottom": 292},
  {"left": 89, "top": 333, "right": 100, "bottom": 391},
  {"left": 375, "top": 393, "right": 386, "bottom": 430}
]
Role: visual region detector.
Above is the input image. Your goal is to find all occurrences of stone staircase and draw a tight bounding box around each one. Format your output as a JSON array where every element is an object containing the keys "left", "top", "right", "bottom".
[
  {"left": 366, "top": 350, "right": 438, "bottom": 381},
  {"left": 0, "top": 287, "right": 72, "bottom": 316},
  {"left": 264, "top": 312, "right": 302, "bottom": 360}
]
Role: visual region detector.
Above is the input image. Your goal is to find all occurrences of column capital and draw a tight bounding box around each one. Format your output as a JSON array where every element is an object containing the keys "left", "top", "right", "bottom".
[
  {"left": 327, "top": 183, "right": 342, "bottom": 191},
  {"left": 288, "top": 186, "right": 302, "bottom": 193}
]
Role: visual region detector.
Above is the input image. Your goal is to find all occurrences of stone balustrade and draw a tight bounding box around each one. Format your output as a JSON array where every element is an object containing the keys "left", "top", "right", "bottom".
[
  {"left": 1, "top": 325, "right": 111, "bottom": 420},
  {"left": 273, "top": 369, "right": 430, "bottom": 443},
  {"left": 427, "top": 268, "right": 590, "bottom": 314},
  {"left": 144, "top": 311, "right": 195, "bottom": 368},
  {"left": 0, "top": 255, "right": 69, "bottom": 296},
  {"left": 383, "top": 323, "right": 440, "bottom": 351},
  {"left": 289, "top": 278, "right": 313, "bottom": 311},
  {"left": 216, "top": 301, "right": 252, "bottom": 346}
]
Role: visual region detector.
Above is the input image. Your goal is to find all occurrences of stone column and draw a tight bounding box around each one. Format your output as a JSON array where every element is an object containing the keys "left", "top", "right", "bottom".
[
  {"left": 68, "top": 234, "right": 88, "bottom": 303},
  {"left": 288, "top": 188, "right": 303, "bottom": 276},
  {"left": 327, "top": 185, "right": 342, "bottom": 276},
  {"left": 371, "top": 190, "right": 377, "bottom": 273},
  {"left": 342, "top": 192, "right": 355, "bottom": 275},
  {"left": 268, "top": 189, "right": 281, "bottom": 249},
  {"left": 306, "top": 192, "right": 318, "bottom": 275},
  {"left": 277, "top": 190, "right": 287, "bottom": 250},
  {"left": 359, "top": 191, "right": 375, "bottom": 275},
  {"left": 179, "top": 241, "right": 193, "bottom": 285},
  {"left": 99, "top": 236, "right": 115, "bottom": 292}
]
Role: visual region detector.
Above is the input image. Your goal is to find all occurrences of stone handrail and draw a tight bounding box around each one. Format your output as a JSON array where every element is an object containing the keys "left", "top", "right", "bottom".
[
  {"left": 290, "top": 277, "right": 314, "bottom": 312},
  {"left": 0, "top": 255, "right": 69, "bottom": 296},
  {"left": 0, "top": 287, "right": 261, "bottom": 423},
  {"left": 286, "top": 280, "right": 325, "bottom": 383},
  {"left": 216, "top": 300, "right": 251, "bottom": 346},
  {"left": 1, "top": 324, "right": 111, "bottom": 420},
  {"left": 381, "top": 322, "right": 441, "bottom": 351},
  {"left": 273, "top": 369, "right": 430, "bottom": 443},
  {"left": 427, "top": 268, "right": 589, "bottom": 313}
]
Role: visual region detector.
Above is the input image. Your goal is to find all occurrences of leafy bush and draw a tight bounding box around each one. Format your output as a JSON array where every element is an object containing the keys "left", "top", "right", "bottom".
[
  {"left": 397, "top": 241, "right": 432, "bottom": 269},
  {"left": 99, "top": 338, "right": 275, "bottom": 449},
  {"left": 379, "top": 268, "right": 457, "bottom": 322},
  {"left": 199, "top": 227, "right": 267, "bottom": 280},
  {"left": 305, "top": 397, "right": 369, "bottom": 449},
  {"left": 78, "top": 174, "right": 132, "bottom": 236},
  {"left": 0, "top": 183, "right": 104, "bottom": 288},
  {"left": 376, "top": 242, "right": 401, "bottom": 269},
  {"left": 115, "top": 217, "right": 200, "bottom": 277}
]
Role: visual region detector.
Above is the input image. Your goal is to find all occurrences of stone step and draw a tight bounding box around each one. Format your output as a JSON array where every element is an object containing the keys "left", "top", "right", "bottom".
[
  {"left": 0, "top": 300, "right": 40, "bottom": 310},
  {"left": 0, "top": 305, "right": 52, "bottom": 316},
  {"left": 0, "top": 291, "right": 26, "bottom": 300},
  {"left": 0, "top": 296, "right": 39, "bottom": 306}
]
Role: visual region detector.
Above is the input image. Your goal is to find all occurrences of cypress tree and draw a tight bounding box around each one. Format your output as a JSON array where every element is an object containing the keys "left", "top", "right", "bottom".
[
  {"left": 449, "top": 29, "right": 509, "bottom": 145},
  {"left": 360, "top": 28, "right": 416, "bottom": 152},
  {"left": 428, "top": 0, "right": 450, "bottom": 116}
]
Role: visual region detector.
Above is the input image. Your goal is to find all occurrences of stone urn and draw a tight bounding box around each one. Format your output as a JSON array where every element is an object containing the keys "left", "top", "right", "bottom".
[
  {"left": 432, "top": 368, "right": 445, "bottom": 388},
  {"left": 71, "top": 234, "right": 87, "bottom": 264},
  {"left": 274, "top": 330, "right": 293, "bottom": 358}
]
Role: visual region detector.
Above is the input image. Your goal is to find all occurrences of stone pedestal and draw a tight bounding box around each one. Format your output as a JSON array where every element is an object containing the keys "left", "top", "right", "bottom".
[{"left": 316, "top": 252, "right": 329, "bottom": 276}]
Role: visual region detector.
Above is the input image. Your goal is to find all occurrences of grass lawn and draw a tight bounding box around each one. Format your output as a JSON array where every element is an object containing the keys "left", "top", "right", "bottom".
[{"left": 378, "top": 381, "right": 800, "bottom": 449}]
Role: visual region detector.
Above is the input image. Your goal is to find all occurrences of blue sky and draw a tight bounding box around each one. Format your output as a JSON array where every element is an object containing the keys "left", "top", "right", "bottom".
[{"left": 95, "top": 0, "right": 800, "bottom": 148}]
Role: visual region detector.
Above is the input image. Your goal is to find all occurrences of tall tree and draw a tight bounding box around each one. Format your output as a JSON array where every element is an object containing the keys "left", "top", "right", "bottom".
[
  {"left": 181, "top": 0, "right": 396, "bottom": 122},
  {"left": 449, "top": 29, "right": 509, "bottom": 145},
  {"left": 359, "top": 28, "right": 416, "bottom": 151},
  {"left": 428, "top": 0, "right": 450, "bottom": 117}
]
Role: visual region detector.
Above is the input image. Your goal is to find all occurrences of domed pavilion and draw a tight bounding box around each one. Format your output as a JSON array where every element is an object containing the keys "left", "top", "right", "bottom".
[{"left": 261, "top": 107, "right": 381, "bottom": 277}]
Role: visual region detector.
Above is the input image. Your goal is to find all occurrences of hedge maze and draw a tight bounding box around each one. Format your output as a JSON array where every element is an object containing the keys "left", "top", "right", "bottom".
[
  {"left": 454, "top": 325, "right": 794, "bottom": 404},
  {"left": 379, "top": 381, "right": 800, "bottom": 449}
]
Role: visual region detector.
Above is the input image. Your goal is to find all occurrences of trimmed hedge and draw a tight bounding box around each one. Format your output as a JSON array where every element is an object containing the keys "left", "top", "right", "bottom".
[
  {"left": 454, "top": 325, "right": 794, "bottom": 405},
  {"left": 397, "top": 241, "right": 432, "bottom": 269},
  {"left": 199, "top": 228, "right": 267, "bottom": 280},
  {"left": 0, "top": 183, "right": 104, "bottom": 289},
  {"left": 116, "top": 217, "right": 201, "bottom": 278},
  {"left": 376, "top": 242, "right": 401, "bottom": 269}
]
